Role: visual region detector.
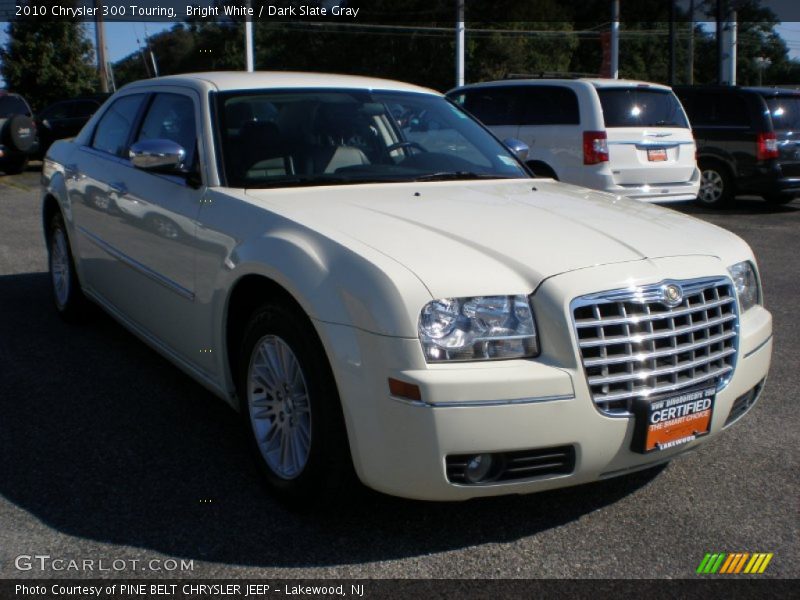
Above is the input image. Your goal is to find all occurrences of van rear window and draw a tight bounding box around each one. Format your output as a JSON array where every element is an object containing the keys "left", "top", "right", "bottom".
[
  {"left": 766, "top": 96, "right": 800, "bottom": 131},
  {"left": 598, "top": 88, "right": 688, "bottom": 128}
]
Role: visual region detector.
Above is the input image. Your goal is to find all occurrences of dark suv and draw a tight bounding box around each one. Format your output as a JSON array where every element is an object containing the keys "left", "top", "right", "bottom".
[
  {"left": 0, "top": 91, "right": 37, "bottom": 174},
  {"left": 674, "top": 85, "right": 800, "bottom": 207},
  {"left": 34, "top": 96, "right": 105, "bottom": 158}
]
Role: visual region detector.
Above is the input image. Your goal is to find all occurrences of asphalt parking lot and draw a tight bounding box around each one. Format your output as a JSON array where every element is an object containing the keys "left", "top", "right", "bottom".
[{"left": 0, "top": 165, "right": 797, "bottom": 580}]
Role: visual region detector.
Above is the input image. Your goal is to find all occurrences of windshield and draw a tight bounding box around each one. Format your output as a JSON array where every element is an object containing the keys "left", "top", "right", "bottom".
[
  {"left": 597, "top": 88, "right": 688, "bottom": 128},
  {"left": 766, "top": 96, "right": 800, "bottom": 131},
  {"left": 216, "top": 89, "right": 528, "bottom": 188}
]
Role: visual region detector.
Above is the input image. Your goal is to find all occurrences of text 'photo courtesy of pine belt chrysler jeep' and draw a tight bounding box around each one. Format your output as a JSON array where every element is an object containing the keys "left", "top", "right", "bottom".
[
  {"left": 41, "top": 72, "right": 772, "bottom": 502},
  {"left": 446, "top": 78, "right": 701, "bottom": 204}
]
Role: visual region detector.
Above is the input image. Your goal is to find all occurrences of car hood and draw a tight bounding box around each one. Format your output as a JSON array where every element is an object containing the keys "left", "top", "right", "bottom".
[{"left": 245, "top": 179, "right": 746, "bottom": 298}]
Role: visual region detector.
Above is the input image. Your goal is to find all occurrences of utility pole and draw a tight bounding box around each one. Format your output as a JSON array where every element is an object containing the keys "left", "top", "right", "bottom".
[
  {"left": 94, "top": 0, "right": 109, "bottom": 92},
  {"left": 245, "top": 0, "right": 254, "bottom": 71},
  {"left": 610, "top": 0, "right": 619, "bottom": 79},
  {"left": 716, "top": 0, "right": 724, "bottom": 84},
  {"left": 456, "top": 0, "right": 465, "bottom": 87},
  {"left": 668, "top": 0, "right": 676, "bottom": 85},
  {"left": 687, "top": 0, "right": 694, "bottom": 84}
]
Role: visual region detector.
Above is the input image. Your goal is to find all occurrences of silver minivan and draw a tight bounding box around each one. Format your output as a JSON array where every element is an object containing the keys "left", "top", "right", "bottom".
[{"left": 447, "top": 78, "right": 700, "bottom": 203}]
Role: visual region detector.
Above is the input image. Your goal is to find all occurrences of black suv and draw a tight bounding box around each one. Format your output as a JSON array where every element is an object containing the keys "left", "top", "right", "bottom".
[
  {"left": 34, "top": 96, "right": 106, "bottom": 158},
  {"left": 674, "top": 85, "right": 800, "bottom": 207},
  {"left": 0, "top": 91, "right": 37, "bottom": 174}
]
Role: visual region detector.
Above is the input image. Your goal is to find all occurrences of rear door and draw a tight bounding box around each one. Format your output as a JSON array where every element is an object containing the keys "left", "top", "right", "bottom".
[
  {"left": 597, "top": 87, "right": 695, "bottom": 185},
  {"left": 517, "top": 85, "right": 582, "bottom": 179},
  {"left": 764, "top": 94, "right": 800, "bottom": 179}
]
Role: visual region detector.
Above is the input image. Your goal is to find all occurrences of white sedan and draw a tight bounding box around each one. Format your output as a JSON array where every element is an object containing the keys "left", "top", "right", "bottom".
[{"left": 42, "top": 72, "right": 772, "bottom": 501}]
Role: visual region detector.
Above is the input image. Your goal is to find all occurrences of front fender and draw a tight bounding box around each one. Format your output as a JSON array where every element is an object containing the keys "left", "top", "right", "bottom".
[{"left": 220, "top": 225, "right": 432, "bottom": 339}]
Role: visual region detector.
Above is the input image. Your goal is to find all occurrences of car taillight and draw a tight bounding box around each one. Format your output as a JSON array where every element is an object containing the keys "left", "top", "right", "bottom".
[
  {"left": 756, "top": 132, "right": 779, "bottom": 160},
  {"left": 583, "top": 131, "right": 609, "bottom": 165}
]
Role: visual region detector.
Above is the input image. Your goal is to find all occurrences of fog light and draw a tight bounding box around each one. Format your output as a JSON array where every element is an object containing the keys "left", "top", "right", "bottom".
[{"left": 464, "top": 453, "right": 493, "bottom": 483}]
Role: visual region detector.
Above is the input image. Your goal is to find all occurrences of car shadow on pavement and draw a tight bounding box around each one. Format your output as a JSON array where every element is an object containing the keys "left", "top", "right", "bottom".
[
  {"left": 0, "top": 272, "right": 664, "bottom": 569},
  {"left": 673, "top": 197, "right": 800, "bottom": 216}
]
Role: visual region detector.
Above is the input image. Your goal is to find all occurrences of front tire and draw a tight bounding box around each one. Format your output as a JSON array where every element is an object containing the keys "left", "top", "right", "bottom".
[
  {"left": 238, "top": 302, "right": 354, "bottom": 503},
  {"left": 48, "top": 212, "right": 89, "bottom": 321}
]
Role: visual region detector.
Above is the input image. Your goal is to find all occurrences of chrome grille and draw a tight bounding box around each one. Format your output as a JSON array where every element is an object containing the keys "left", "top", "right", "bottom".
[{"left": 571, "top": 277, "right": 739, "bottom": 416}]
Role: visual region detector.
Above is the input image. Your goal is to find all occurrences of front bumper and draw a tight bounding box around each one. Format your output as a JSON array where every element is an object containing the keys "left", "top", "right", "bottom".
[{"left": 317, "top": 257, "right": 772, "bottom": 501}]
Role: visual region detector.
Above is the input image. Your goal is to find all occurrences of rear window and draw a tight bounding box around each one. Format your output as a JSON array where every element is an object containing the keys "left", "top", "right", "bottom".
[
  {"left": 519, "top": 86, "right": 580, "bottom": 125},
  {"left": 0, "top": 95, "right": 30, "bottom": 118},
  {"left": 598, "top": 88, "right": 688, "bottom": 128},
  {"left": 766, "top": 96, "right": 800, "bottom": 131}
]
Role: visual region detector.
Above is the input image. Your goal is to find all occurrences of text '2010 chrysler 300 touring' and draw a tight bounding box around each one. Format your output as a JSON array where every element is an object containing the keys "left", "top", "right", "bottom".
[{"left": 41, "top": 72, "right": 772, "bottom": 501}]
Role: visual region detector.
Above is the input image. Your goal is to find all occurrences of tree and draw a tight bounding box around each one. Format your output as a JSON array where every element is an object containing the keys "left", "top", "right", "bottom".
[{"left": 0, "top": 1, "right": 99, "bottom": 111}]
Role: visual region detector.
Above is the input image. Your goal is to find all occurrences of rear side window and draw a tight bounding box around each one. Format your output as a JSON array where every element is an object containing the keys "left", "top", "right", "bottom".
[
  {"left": 598, "top": 88, "right": 688, "bottom": 128},
  {"left": 39, "top": 102, "right": 72, "bottom": 121},
  {"left": 519, "top": 86, "right": 580, "bottom": 125},
  {"left": 136, "top": 93, "right": 197, "bottom": 166},
  {"left": 680, "top": 92, "right": 749, "bottom": 128},
  {"left": 766, "top": 96, "right": 800, "bottom": 131},
  {"left": 459, "top": 87, "right": 522, "bottom": 126},
  {"left": 91, "top": 94, "right": 146, "bottom": 156},
  {"left": 72, "top": 100, "right": 101, "bottom": 119},
  {"left": 0, "top": 95, "right": 30, "bottom": 117}
]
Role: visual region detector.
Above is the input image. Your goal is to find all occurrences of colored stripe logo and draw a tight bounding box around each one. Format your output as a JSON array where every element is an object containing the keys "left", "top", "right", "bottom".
[{"left": 696, "top": 552, "right": 773, "bottom": 574}]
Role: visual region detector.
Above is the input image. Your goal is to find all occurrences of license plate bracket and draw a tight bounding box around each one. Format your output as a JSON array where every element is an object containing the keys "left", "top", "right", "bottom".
[
  {"left": 647, "top": 147, "right": 668, "bottom": 161},
  {"left": 631, "top": 386, "right": 716, "bottom": 454}
]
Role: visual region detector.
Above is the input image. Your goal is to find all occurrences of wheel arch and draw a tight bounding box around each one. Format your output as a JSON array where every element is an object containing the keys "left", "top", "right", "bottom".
[{"left": 526, "top": 160, "right": 559, "bottom": 180}]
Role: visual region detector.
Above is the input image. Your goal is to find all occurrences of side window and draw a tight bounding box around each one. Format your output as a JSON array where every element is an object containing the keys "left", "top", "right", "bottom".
[
  {"left": 520, "top": 86, "right": 580, "bottom": 126},
  {"left": 688, "top": 93, "right": 748, "bottom": 128},
  {"left": 41, "top": 102, "right": 71, "bottom": 121},
  {"left": 715, "top": 96, "right": 750, "bottom": 127},
  {"left": 91, "top": 94, "right": 145, "bottom": 156},
  {"left": 462, "top": 87, "right": 522, "bottom": 126},
  {"left": 136, "top": 93, "right": 197, "bottom": 166}
]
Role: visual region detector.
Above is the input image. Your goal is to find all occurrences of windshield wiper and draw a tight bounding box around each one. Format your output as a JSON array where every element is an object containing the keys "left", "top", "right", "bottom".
[
  {"left": 245, "top": 174, "right": 362, "bottom": 189},
  {"left": 411, "top": 171, "right": 512, "bottom": 182}
]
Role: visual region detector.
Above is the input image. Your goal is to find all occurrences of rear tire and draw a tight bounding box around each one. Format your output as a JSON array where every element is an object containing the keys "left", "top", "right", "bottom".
[
  {"left": 697, "top": 161, "right": 734, "bottom": 207},
  {"left": 47, "top": 212, "right": 90, "bottom": 321},
  {"left": 0, "top": 155, "right": 28, "bottom": 175},
  {"left": 237, "top": 302, "right": 355, "bottom": 505}
]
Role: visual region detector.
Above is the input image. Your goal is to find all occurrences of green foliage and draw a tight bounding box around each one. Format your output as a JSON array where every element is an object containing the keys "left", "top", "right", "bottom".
[
  {"left": 0, "top": 0, "right": 98, "bottom": 111},
  {"left": 107, "top": 0, "right": 799, "bottom": 91}
]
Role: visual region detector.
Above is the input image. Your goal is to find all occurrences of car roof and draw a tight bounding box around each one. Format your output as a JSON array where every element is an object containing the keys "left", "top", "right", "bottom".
[
  {"left": 743, "top": 86, "right": 800, "bottom": 97},
  {"left": 674, "top": 84, "right": 800, "bottom": 97},
  {"left": 447, "top": 78, "right": 672, "bottom": 94},
  {"left": 121, "top": 71, "right": 439, "bottom": 96}
]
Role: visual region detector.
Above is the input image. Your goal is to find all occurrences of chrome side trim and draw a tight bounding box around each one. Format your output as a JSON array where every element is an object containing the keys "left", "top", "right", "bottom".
[
  {"left": 77, "top": 225, "right": 195, "bottom": 301},
  {"left": 389, "top": 393, "right": 574, "bottom": 408},
  {"left": 743, "top": 334, "right": 773, "bottom": 359}
]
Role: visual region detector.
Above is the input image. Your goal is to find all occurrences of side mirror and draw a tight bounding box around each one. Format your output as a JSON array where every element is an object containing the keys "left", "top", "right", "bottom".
[
  {"left": 503, "top": 138, "right": 529, "bottom": 161},
  {"left": 129, "top": 139, "right": 186, "bottom": 171}
]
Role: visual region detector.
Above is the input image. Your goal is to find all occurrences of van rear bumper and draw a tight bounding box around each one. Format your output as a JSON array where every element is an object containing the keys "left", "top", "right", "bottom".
[{"left": 587, "top": 168, "right": 701, "bottom": 203}]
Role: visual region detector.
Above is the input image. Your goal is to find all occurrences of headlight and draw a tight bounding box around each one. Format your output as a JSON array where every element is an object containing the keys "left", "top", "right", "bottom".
[
  {"left": 418, "top": 295, "right": 539, "bottom": 362},
  {"left": 728, "top": 261, "right": 761, "bottom": 312}
]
